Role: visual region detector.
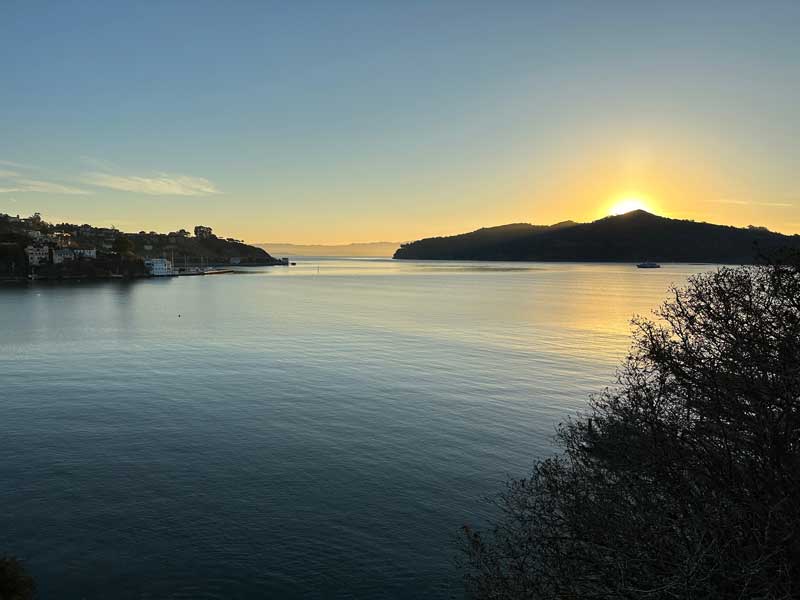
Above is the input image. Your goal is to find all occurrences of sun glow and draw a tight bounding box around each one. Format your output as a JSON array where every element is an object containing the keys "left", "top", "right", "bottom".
[{"left": 608, "top": 197, "right": 650, "bottom": 216}]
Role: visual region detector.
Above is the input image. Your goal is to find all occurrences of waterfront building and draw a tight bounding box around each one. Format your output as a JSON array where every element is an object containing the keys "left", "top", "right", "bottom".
[
  {"left": 52, "top": 248, "right": 74, "bottom": 264},
  {"left": 144, "top": 258, "right": 174, "bottom": 277},
  {"left": 25, "top": 245, "right": 50, "bottom": 266},
  {"left": 74, "top": 248, "right": 97, "bottom": 259},
  {"left": 53, "top": 248, "right": 97, "bottom": 264}
]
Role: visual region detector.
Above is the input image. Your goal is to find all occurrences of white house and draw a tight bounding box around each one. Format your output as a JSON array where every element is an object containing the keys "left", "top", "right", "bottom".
[
  {"left": 53, "top": 232, "right": 73, "bottom": 248},
  {"left": 52, "top": 248, "right": 97, "bottom": 264},
  {"left": 25, "top": 245, "right": 50, "bottom": 266},
  {"left": 144, "top": 258, "right": 174, "bottom": 277},
  {"left": 52, "top": 248, "right": 74, "bottom": 264}
]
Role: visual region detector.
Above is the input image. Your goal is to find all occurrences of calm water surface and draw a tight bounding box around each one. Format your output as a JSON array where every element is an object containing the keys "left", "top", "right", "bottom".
[{"left": 0, "top": 259, "right": 714, "bottom": 598}]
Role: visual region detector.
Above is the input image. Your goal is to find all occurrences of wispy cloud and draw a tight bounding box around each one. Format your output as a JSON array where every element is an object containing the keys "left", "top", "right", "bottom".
[
  {"left": 78, "top": 155, "right": 121, "bottom": 171},
  {"left": 0, "top": 159, "right": 219, "bottom": 197},
  {"left": 0, "top": 178, "right": 90, "bottom": 195},
  {"left": 0, "top": 159, "right": 35, "bottom": 170},
  {"left": 0, "top": 162, "right": 91, "bottom": 194},
  {"left": 81, "top": 172, "right": 221, "bottom": 196},
  {"left": 709, "top": 198, "right": 794, "bottom": 208}
]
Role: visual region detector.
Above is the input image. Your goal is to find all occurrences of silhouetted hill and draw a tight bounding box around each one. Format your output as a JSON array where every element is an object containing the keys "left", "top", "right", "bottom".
[
  {"left": 127, "top": 232, "right": 276, "bottom": 265},
  {"left": 392, "top": 221, "right": 577, "bottom": 261},
  {"left": 393, "top": 211, "right": 800, "bottom": 263}
]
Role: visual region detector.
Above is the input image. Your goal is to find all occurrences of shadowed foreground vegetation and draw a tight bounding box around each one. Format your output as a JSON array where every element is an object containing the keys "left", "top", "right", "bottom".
[
  {"left": 0, "top": 556, "right": 34, "bottom": 600},
  {"left": 461, "top": 261, "right": 800, "bottom": 598}
]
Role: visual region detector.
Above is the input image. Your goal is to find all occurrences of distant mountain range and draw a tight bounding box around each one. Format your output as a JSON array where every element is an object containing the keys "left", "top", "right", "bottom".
[
  {"left": 393, "top": 211, "right": 800, "bottom": 263},
  {"left": 257, "top": 241, "right": 401, "bottom": 257}
]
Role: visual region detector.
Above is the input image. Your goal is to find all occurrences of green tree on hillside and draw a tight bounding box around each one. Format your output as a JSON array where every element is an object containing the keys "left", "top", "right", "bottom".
[
  {"left": 111, "top": 235, "right": 133, "bottom": 254},
  {"left": 461, "top": 262, "right": 800, "bottom": 598},
  {"left": 112, "top": 236, "right": 134, "bottom": 255}
]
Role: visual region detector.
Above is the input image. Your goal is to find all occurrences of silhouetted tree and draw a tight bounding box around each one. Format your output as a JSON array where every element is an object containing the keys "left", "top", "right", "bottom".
[
  {"left": 0, "top": 556, "right": 35, "bottom": 600},
  {"left": 461, "top": 263, "right": 800, "bottom": 599}
]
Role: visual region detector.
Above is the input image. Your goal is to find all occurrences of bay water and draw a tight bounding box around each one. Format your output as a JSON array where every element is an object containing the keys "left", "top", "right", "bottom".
[{"left": 0, "top": 259, "right": 713, "bottom": 598}]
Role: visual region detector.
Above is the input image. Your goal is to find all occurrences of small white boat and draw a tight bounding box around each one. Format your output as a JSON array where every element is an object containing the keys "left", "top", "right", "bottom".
[{"left": 637, "top": 261, "right": 661, "bottom": 269}]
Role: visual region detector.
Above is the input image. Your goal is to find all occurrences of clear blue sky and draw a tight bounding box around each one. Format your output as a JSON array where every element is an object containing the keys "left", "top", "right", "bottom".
[{"left": 2, "top": 1, "right": 798, "bottom": 242}]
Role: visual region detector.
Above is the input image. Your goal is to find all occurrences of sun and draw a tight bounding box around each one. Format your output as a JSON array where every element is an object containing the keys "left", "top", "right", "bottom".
[{"left": 608, "top": 197, "right": 650, "bottom": 216}]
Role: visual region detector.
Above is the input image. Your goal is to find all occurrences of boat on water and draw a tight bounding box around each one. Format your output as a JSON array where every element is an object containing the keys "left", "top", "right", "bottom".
[
  {"left": 202, "top": 268, "right": 234, "bottom": 275},
  {"left": 637, "top": 261, "right": 661, "bottom": 269}
]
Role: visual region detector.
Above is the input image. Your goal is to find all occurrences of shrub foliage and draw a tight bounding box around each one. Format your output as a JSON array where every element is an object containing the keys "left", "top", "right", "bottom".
[
  {"left": 0, "top": 556, "right": 34, "bottom": 600},
  {"left": 461, "top": 264, "right": 800, "bottom": 599}
]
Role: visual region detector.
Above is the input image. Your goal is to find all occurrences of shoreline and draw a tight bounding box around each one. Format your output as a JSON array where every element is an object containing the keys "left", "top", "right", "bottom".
[{"left": 1, "top": 262, "right": 290, "bottom": 285}]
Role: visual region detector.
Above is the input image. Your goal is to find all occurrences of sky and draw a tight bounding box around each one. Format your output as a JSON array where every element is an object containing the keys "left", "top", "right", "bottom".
[{"left": 1, "top": 1, "right": 799, "bottom": 243}]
